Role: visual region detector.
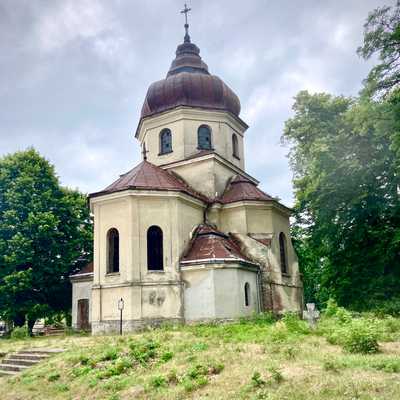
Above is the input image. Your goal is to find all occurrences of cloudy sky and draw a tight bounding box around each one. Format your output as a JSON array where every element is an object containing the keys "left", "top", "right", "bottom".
[{"left": 0, "top": 0, "right": 393, "bottom": 205}]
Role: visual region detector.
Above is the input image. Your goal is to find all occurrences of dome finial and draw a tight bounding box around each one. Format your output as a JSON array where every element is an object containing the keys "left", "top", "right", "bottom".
[{"left": 180, "top": 3, "right": 191, "bottom": 43}]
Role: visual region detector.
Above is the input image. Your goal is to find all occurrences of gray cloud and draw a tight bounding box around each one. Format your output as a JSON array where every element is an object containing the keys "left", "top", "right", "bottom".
[{"left": 0, "top": 0, "right": 393, "bottom": 205}]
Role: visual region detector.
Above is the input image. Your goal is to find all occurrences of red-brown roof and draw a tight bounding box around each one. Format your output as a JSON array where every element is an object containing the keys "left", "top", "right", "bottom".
[
  {"left": 90, "top": 160, "right": 208, "bottom": 202},
  {"left": 70, "top": 261, "right": 93, "bottom": 277},
  {"left": 181, "top": 224, "right": 255, "bottom": 265},
  {"left": 218, "top": 175, "right": 273, "bottom": 204}
]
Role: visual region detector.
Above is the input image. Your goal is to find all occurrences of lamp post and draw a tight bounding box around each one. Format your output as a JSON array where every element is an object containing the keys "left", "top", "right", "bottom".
[{"left": 117, "top": 298, "right": 124, "bottom": 335}]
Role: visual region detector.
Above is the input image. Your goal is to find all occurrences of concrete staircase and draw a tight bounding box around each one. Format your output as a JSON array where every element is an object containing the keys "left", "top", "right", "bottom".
[{"left": 0, "top": 349, "right": 64, "bottom": 377}]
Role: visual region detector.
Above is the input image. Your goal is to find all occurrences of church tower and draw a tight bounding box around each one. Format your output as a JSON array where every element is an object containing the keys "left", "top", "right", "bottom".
[{"left": 72, "top": 7, "right": 303, "bottom": 334}]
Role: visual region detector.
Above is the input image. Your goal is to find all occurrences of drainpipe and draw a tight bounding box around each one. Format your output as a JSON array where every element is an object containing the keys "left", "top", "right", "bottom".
[{"left": 256, "top": 268, "right": 263, "bottom": 313}]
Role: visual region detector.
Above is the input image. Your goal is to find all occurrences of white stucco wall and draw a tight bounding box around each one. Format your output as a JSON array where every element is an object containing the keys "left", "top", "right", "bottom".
[
  {"left": 137, "top": 107, "right": 247, "bottom": 170},
  {"left": 71, "top": 278, "right": 93, "bottom": 329},
  {"left": 182, "top": 264, "right": 259, "bottom": 321},
  {"left": 90, "top": 191, "right": 204, "bottom": 332}
]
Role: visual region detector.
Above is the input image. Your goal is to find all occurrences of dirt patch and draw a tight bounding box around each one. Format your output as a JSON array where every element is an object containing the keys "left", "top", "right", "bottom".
[{"left": 381, "top": 342, "right": 400, "bottom": 355}]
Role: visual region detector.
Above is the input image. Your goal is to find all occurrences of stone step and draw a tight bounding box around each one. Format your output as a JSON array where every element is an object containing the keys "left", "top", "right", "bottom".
[
  {"left": 0, "top": 369, "right": 18, "bottom": 377},
  {"left": 12, "top": 353, "right": 49, "bottom": 361},
  {"left": 4, "top": 358, "right": 40, "bottom": 366},
  {"left": 0, "top": 363, "right": 29, "bottom": 372},
  {"left": 20, "top": 348, "right": 64, "bottom": 354}
]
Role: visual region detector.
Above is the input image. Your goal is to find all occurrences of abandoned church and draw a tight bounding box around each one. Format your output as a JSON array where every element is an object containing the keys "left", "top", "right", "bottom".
[{"left": 70, "top": 13, "right": 303, "bottom": 334}]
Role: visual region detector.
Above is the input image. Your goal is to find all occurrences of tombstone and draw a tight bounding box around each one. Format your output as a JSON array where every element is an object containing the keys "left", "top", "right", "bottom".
[{"left": 303, "top": 303, "right": 320, "bottom": 329}]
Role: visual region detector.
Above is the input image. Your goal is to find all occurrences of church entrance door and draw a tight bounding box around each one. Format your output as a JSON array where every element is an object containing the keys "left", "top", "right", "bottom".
[{"left": 77, "top": 299, "right": 89, "bottom": 330}]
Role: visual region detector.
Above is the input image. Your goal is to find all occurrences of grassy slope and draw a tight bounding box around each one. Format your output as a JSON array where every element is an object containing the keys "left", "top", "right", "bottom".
[{"left": 0, "top": 317, "right": 400, "bottom": 400}]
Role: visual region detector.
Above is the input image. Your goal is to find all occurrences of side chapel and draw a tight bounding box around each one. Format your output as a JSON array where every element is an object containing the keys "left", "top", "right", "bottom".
[{"left": 71, "top": 8, "right": 303, "bottom": 334}]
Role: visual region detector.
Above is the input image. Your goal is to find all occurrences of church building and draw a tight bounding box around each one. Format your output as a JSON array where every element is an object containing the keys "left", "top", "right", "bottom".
[{"left": 70, "top": 12, "right": 303, "bottom": 334}]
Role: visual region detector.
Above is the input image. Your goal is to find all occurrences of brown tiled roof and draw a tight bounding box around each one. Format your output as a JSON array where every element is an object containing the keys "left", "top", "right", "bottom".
[
  {"left": 181, "top": 224, "right": 255, "bottom": 265},
  {"left": 71, "top": 261, "right": 93, "bottom": 277},
  {"left": 90, "top": 160, "right": 208, "bottom": 202},
  {"left": 218, "top": 175, "right": 273, "bottom": 204}
]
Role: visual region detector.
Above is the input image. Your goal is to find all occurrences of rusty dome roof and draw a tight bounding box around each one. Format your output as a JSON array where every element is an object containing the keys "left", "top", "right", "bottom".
[{"left": 140, "top": 38, "right": 241, "bottom": 120}]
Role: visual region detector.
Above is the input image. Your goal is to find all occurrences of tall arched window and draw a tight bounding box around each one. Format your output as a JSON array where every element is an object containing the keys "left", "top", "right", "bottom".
[
  {"left": 107, "top": 228, "right": 119, "bottom": 273},
  {"left": 244, "top": 282, "right": 250, "bottom": 306},
  {"left": 232, "top": 134, "right": 239, "bottom": 158},
  {"left": 160, "top": 128, "right": 172, "bottom": 155},
  {"left": 279, "top": 232, "right": 288, "bottom": 274},
  {"left": 197, "top": 125, "right": 212, "bottom": 150},
  {"left": 147, "top": 226, "right": 164, "bottom": 271}
]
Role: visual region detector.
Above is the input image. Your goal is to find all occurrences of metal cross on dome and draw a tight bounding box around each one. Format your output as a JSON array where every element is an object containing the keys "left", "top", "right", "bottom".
[{"left": 181, "top": 3, "right": 192, "bottom": 43}]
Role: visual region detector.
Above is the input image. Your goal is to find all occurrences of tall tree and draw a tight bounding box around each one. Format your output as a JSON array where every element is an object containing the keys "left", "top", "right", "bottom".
[
  {"left": 0, "top": 149, "right": 92, "bottom": 331},
  {"left": 283, "top": 91, "right": 400, "bottom": 309},
  {"left": 358, "top": 1, "right": 400, "bottom": 97}
]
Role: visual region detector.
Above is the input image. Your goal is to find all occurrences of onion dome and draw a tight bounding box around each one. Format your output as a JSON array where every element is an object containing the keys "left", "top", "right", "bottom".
[{"left": 140, "top": 36, "right": 241, "bottom": 120}]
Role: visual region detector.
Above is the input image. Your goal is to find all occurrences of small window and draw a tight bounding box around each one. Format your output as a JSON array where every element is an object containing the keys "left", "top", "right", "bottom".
[
  {"left": 147, "top": 226, "right": 164, "bottom": 271},
  {"left": 160, "top": 128, "right": 172, "bottom": 154},
  {"left": 279, "top": 232, "right": 288, "bottom": 274},
  {"left": 107, "top": 228, "right": 119, "bottom": 273},
  {"left": 244, "top": 282, "right": 250, "bottom": 306},
  {"left": 232, "top": 134, "right": 239, "bottom": 158},
  {"left": 198, "top": 125, "right": 212, "bottom": 150}
]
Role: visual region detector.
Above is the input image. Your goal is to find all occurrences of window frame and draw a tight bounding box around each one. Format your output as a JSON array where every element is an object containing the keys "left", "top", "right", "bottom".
[
  {"left": 147, "top": 225, "right": 164, "bottom": 271},
  {"left": 279, "top": 232, "right": 289, "bottom": 275},
  {"left": 159, "top": 128, "right": 173, "bottom": 155},
  {"left": 197, "top": 124, "right": 213, "bottom": 150},
  {"left": 244, "top": 282, "right": 250, "bottom": 307},
  {"left": 232, "top": 133, "right": 240, "bottom": 159},
  {"left": 106, "top": 228, "right": 120, "bottom": 274}
]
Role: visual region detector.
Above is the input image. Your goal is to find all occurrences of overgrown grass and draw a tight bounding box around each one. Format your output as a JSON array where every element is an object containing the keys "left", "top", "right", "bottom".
[{"left": 0, "top": 310, "right": 399, "bottom": 399}]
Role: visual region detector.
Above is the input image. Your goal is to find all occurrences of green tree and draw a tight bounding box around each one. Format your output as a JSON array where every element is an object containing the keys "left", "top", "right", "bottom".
[
  {"left": 0, "top": 148, "right": 92, "bottom": 332},
  {"left": 283, "top": 91, "right": 400, "bottom": 309},
  {"left": 358, "top": 1, "right": 400, "bottom": 97}
]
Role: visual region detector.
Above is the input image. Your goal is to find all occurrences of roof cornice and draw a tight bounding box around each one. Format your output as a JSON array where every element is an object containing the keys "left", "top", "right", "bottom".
[{"left": 135, "top": 106, "right": 248, "bottom": 140}]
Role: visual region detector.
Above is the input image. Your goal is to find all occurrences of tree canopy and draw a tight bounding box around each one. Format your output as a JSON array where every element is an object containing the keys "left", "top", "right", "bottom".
[
  {"left": 284, "top": 2, "right": 400, "bottom": 310},
  {"left": 358, "top": 1, "right": 400, "bottom": 97},
  {"left": 0, "top": 148, "right": 92, "bottom": 330}
]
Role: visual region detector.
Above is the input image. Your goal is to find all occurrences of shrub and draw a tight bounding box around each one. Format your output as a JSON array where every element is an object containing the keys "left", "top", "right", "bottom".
[
  {"left": 282, "top": 312, "right": 309, "bottom": 334},
  {"left": 267, "top": 321, "right": 290, "bottom": 343},
  {"left": 72, "top": 366, "right": 91, "bottom": 377},
  {"left": 372, "top": 358, "right": 400, "bottom": 373},
  {"left": 323, "top": 359, "right": 341, "bottom": 372},
  {"left": 371, "top": 297, "right": 400, "bottom": 317},
  {"left": 324, "top": 298, "right": 352, "bottom": 323},
  {"left": 149, "top": 375, "right": 167, "bottom": 388},
  {"left": 160, "top": 351, "right": 174, "bottom": 362},
  {"left": 251, "top": 371, "right": 265, "bottom": 387},
  {"left": 268, "top": 367, "right": 283, "bottom": 383},
  {"left": 47, "top": 372, "right": 60, "bottom": 382},
  {"left": 129, "top": 338, "right": 160, "bottom": 366},
  {"left": 100, "top": 348, "right": 119, "bottom": 361},
  {"left": 167, "top": 369, "right": 178, "bottom": 384},
  {"left": 191, "top": 342, "right": 208, "bottom": 352},
  {"left": 342, "top": 321, "right": 379, "bottom": 354},
  {"left": 10, "top": 326, "right": 29, "bottom": 339}
]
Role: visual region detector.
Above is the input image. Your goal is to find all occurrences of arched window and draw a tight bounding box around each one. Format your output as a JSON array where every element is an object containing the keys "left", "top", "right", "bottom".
[
  {"left": 232, "top": 134, "right": 239, "bottom": 158},
  {"left": 147, "top": 226, "right": 164, "bottom": 271},
  {"left": 107, "top": 228, "right": 119, "bottom": 273},
  {"left": 160, "top": 128, "right": 172, "bottom": 155},
  {"left": 197, "top": 125, "right": 212, "bottom": 150},
  {"left": 279, "top": 232, "right": 288, "bottom": 274},
  {"left": 244, "top": 282, "right": 250, "bottom": 307}
]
